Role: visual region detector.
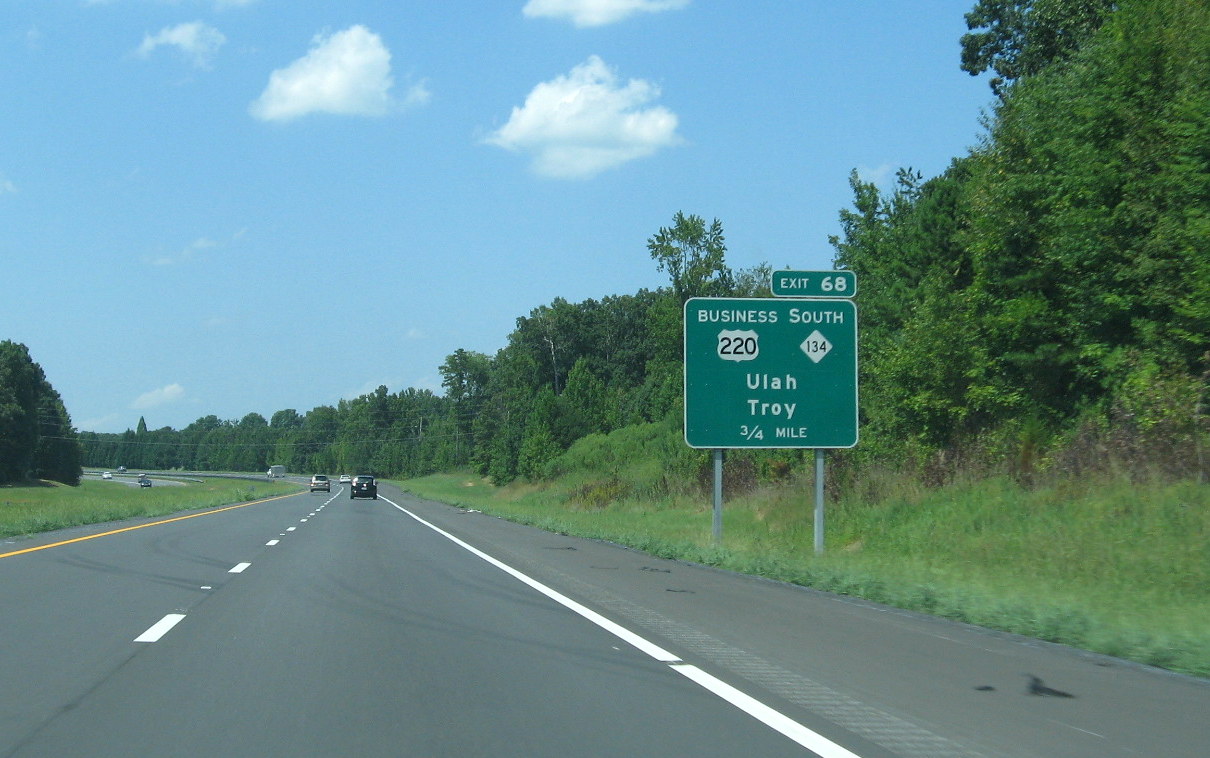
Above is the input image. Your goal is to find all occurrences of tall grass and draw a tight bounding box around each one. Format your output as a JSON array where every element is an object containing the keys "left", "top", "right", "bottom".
[
  {"left": 0, "top": 478, "right": 298, "bottom": 539},
  {"left": 399, "top": 460, "right": 1210, "bottom": 677}
]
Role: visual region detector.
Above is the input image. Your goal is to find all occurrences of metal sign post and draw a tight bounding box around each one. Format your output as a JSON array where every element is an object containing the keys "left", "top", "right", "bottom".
[
  {"left": 815, "top": 449, "right": 825, "bottom": 554},
  {"left": 713, "top": 449, "right": 723, "bottom": 543}
]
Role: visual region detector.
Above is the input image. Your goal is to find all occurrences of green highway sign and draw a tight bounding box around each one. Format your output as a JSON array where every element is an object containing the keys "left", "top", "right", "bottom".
[
  {"left": 770, "top": 270, "right": 856, "bottom": 298},
  {"left": 683, "top": 297, "right": 858, "bottom": 449}
]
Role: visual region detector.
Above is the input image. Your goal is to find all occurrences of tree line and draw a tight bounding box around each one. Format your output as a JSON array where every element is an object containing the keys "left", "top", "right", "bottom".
[
  {"left": 77, "top": 216, "right": 769, "bottom": 481},
  {"left": 29, "top": 0, "right": 1210, "bottom": 489},
  {"left": 832, "top": 0, "right": 1208, "bottom": 480}
]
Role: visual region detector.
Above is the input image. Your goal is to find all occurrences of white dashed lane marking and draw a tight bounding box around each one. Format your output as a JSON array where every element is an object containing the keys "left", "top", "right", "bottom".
[
  {"left": 135, "top": 613, "right": 186, "bottom": 642},
  {"left": 134, "top": 498, "right": 326, "bottom": 647}
]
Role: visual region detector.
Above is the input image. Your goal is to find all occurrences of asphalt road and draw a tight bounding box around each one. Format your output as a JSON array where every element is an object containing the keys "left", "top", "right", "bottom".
[
  {"left": 80, "top": 473, "right": 186, "bottom": 487},
  {"left": 1, "top": 481, "right": 1206, "bottom": 757}
]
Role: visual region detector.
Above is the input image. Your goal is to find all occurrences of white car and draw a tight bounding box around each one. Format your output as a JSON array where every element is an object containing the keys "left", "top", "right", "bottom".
[
  {"left": 338, "top": 474, "right": 352, "bottom": 484},
  {"left": 101, "top": 471, "right": 112, "bottom": 480}
]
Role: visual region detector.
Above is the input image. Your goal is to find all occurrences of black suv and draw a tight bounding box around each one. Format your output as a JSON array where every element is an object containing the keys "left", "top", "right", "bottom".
[{"left": 350, "top": 475, "right": 377, "bottom": 500}]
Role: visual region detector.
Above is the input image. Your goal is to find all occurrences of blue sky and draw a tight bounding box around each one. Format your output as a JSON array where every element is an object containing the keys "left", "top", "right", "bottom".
[{"left": 2, "top": 0, "right": 993, "bottom": 434}]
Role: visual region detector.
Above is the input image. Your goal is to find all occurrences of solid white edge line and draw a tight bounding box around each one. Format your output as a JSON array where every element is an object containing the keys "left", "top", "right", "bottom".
[
  {"left": 671, "top": 664, "right": 863, "bottom": 758},
  {"left": 134, "top": 613, "right": 186, "bottom": 642},
  {"left": 381, "top": 496, "right": 866, "bottom": 758},
  {"left": 384, "top": 498, "right": 680, "bottom": 663},
  {"left": 229, "top": 562, "right": 251, "bottom": 573}
]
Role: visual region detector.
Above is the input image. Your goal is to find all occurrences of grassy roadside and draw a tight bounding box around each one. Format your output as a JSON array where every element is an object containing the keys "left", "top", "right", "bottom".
[
  {"left": 0, "top": 477, "right": 299, "bottom": 539},
  {"left": 398, "top": 470, "right": 1210, "bottom": 678}
]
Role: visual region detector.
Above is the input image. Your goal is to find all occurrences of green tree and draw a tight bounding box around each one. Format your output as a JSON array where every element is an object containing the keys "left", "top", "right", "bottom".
[
  {"left": 732, "top": 262, "right": 773, "bottom": 297},
  {"left": 964, "top": 0, "right": 1210, "bottom": 410},
  {"left": 472, "top": 345, "right": 540, "bottom": 483},
  {"left": 517, "top": 389, "right": 561, "bottom": 480},
  {"left": 229, "top": 412, "right": 270, "bottom": 472},
  {"left": 270, "top": 409, "right": 303, "bottom": 430},
  {"left": 0, "top": 341, "right": 81, "bottom": 484},
  {"left": 300, "top": 406, "right": 340, "bottom": 473},
  {"left": 33, "top": 381, "right": 82, "bottom": 485},
  {"left": 145, "top": 425, "right": 179, "bottom": 471},
  {"left": 267, "top": 409, "right": 303, "bottom": 470},
  {"left": 180, "top": 415, "right": 222, "bottom": 470},
  {"left": 961, "top": 0, "right": 1117, "bottom": 96},
  {"left": 562, "top": 358, "right": 608, "bottom": 437},
  {"left": 439, "top": 349, "right": 493, "bottom": 464},
  {"left": 116, "top": 429, "right": 137, "bottom": 468},
  {"left": 648, "top": 212, "right": 734, "bottom": 303},
  {"left": 593, "top": 290, "right": 666, "bottom": 388},
  {"left": 830, "top": 162, "right": 991, "bottom": 448},
  {"left": 0, "top": 341, "right": 42, "bottom": 482},
  {"left": 336, "top": 395, "right": 379, "bottom": 474},
  {"left": 440, "top": 350, "right": 492, "bottom": 406}
]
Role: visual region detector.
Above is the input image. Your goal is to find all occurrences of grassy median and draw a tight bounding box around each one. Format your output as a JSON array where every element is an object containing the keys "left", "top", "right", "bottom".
[
  {"left": 398, "top": 469, "right": 1210, "bottom": 678},
  {"left": 0, "top": 477, "right": 299, "bottom": 539}
]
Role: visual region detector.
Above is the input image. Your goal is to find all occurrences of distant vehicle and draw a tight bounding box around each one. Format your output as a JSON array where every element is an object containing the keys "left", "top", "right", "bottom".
[
  {"left": 310, "top": 475, "right": 330, "bottom": 492},
  {"left": 138, "top": 474, "right": 152, "bottom": 488},
  {"left": 101, "top": 471, "right": 112, "bottom": 480},
  {"left": 338, "top": 474, "right": 352, "bottom": 484},
  {"left": 268, "top": 465, "right": 286, "bottom": 478},
  {"left": 350, "top": 475, "right": 377, "bottom": 500},
  {"left": 117, "top": 466, "right": 127, "bottom": 473}
]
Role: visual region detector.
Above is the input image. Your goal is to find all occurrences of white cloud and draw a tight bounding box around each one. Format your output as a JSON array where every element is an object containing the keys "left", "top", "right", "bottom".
[
  {"left": 136, "top": 21, "right": 226, "bottom": 69},
  {"left": 132, "top": 383, "right": 186, "bottom": 410},
  {"left": 522, "top": 0, "right": 690, "bottom": 27},
  {"left": 484, "top": 55, "right": 680, "bottom": 179},
  {"left": 249, "top": 25, "right": 428, "bottom": 122},
  {"left": 0, "top": 176, "right": 15, "bottom": 195}
]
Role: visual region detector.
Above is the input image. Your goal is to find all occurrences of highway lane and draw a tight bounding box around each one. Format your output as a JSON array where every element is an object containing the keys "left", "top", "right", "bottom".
[
  {"left": 1, "top": 481, "right": 1207, "bottom": 757},
  {"left": 1, "top": 485, "right": 833, "bottom": 757},
  {"left": 79, "top": 474, "right": 186, "bottom": 487},
  {"left": 0, "top": 490, "right": 308, "bottom": 750}
]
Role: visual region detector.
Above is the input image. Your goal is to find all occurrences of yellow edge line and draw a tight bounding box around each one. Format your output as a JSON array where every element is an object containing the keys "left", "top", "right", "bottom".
[{"left": 0, "top": 492, "right": 298, "bottom": 559}]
